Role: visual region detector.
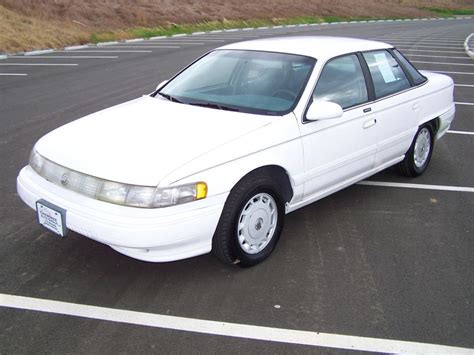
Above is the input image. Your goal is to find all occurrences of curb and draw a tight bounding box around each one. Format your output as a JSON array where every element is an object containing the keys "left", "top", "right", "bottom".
[
  {"left": 65, "top": 45, "right": 90, "bottom": 51},
  {"left": 464, "top": 33, "right": 474, "bottom": 58},
  {"left": 24, "top": 49, "right": 54, "bottom": 56},
  {"left": 96, "top": 41, "right": 119, "bottom": 47},
  {"left": 124, "top": 38, "right": 144, "bottom": 43},
  {"left": 1, "top": 16, "right": 472, "bottom": 59}
]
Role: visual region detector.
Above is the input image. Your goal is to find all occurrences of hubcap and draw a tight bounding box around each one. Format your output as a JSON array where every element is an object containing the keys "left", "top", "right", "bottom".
[
  {"left": 414, "top": 127, "right": 431, "bottom": 168},
  {"left": 237, "top": 193, "right": 278, "bottom": 254}
]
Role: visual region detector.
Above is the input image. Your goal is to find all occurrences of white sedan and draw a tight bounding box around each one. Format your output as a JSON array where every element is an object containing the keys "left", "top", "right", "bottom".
[{"left": 17, "top": 36, "right": 455, "bottom": 267}]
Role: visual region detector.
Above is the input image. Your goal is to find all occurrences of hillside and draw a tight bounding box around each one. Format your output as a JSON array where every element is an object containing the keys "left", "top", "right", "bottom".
[{"left": 1, "top": 0, "right": 473, "bottom": 53}]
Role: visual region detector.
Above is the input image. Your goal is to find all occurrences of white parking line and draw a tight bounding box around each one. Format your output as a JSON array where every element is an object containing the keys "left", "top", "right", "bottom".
[
  {"left": 136, "top": 42, "right": 208, "bottom": 45},
  {"left": 0, "top": 73, "right": 27, "bottom": 76},
  {"left": 397, "top": 48, "right": 466, "bottom": 54},
  {"left": 378, "top": 41, "right": 464, "bottom": 47},
  {"left": 434, "top": 71, "right": 474, "bottom": 76},
  {"left": 455, "top": 84, "right": 474, "bottom": 87},
  {"left": 371, "top": 39, "right": 464, "bottom": 44},
  {"left": 375, "top": 36, "right": 463, "bottom": 40},
  {"left": 7, "top": 56, "right": 118, "bottom": 59},
  {"left": 180, "top": 35, "right": 259, "bottom": 39},
  {"left": 406, "top": 54, "right": 472, "bottom": 60},
  {"left": 358, "top": 181, "right": 474, "bottom": 193},
  {"left": 395, "top": 45, "right": 466, "bottom": 50},
  {"left": 411, "top": 60, "right": 474, "bottom": 66},
  {"left": 0, "top": 63, "right": 78, "bottom": 66},
  {"left": 448, "top": 130, "right": 474, "bottom": 135},
  {"left": 100, "top": 46, "right": 181, "bottom": 49},
  {"left": 154, "top": 39, "right": 226, "bottom": 42},
  {"left": 0, "top": 293, "right": 472, "bottom": 354},
  {"left": 455, "top": 101, "right": 474, "bottom": 105},
  {"left": 57, "top": 50, "right": 153, "bottom": 53}
]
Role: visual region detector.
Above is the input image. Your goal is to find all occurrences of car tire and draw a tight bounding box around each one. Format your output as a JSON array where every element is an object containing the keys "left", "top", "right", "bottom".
[
  {"left": 212, "top": 172, "right": 285, "bottom": 267},
  {"left": 398, "top": 123, "right": 434, "bottom": 177}
]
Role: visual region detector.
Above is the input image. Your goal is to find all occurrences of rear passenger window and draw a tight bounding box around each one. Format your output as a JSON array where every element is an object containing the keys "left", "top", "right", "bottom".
[
  {"left": 392, "top": 49, "right": 427, "bottom": 85},
  {"left": 363, "top": 50, "right": 410, "bottom": 99},
  {"left": 313, "top": 54, "right": 368, "bottom": 109}
]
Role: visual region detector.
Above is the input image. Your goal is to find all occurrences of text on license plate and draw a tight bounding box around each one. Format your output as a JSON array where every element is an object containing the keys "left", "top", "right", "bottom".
[{"left": 36, "top": 199, "right": 67, "bottom": 237}]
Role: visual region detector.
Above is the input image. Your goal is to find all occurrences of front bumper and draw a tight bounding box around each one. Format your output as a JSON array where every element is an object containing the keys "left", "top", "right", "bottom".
[{"left": 17, "top": 166, "right": 227, "bottom": 262}]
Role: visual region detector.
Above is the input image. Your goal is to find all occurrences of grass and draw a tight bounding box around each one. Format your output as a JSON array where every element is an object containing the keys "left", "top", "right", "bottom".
[
  {"left": 1, "top": 4, "right": 472, "bottom": 53},
  {"left": 89, "top": 15, "right": 408, "bottom": 43},
  {"left": 426, "top": 7, "right": 474, "bottom": 16},
  {"left": 0, "top": 4, "right": 89, "bottom": 53}
]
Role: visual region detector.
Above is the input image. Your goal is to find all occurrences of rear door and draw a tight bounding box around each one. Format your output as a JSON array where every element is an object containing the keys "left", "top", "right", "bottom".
[{"left": 361, "top": 50, "right": 421, "bottom": 167}]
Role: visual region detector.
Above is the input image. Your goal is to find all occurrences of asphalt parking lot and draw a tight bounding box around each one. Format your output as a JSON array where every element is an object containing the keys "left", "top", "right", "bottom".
[{"left": 0, "top": 18, "right": 473, "bottom": 354}]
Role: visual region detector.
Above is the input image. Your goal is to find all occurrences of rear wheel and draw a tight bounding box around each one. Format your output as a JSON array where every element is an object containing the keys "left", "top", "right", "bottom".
[
  {"left": 212, "top": 173, "right": 285, "bottom": 267},
  {"left": 398, "top": 124, "right": 434, "bottom": 177}
]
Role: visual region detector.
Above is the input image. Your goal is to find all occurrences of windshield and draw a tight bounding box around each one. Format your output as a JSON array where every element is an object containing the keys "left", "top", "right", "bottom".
[{"left": 157, "top": 49, "right": 316, "bottom": 115}]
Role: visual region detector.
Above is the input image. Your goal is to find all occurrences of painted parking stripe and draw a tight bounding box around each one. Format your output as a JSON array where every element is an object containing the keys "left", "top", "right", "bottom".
[
  {"left": 406, "top": 54, "right": 472, "bottom": 60},
  {"left": 99, "top": 46, "right": 182, "bottom": 49},
  {"left": 7, "top": 56, "right": 119, "bottom": 59},
  {"left": 0, "top": 73, "right": 27, "bottom": 76},
  {"left": 455, "top": 84, "right": 474, "bottom": 87},
  {"left": 411, "top": 60, "right": 474, "bottom": 66},
  {"left": 378, "top": 42, "right": 464, "bottom": 47},
  {"left": 124, "top": 42, "right": 207, "bottom": 45},
  {"left": 358, "top": 181, "right": 474, "bottom": 193},
  {"left": 455, "top": 101, "right": 474, "bottom": 106},
  {"left": 433, "top": 71, "right": 474, "bottom": 76},
  {"left": 153, "top": 38, "right": 236, "bottom": 41},
  {"left": 371, "top": 39, "right": 465, "bottom": 44},
  {"left": 448, "top": 130, "right": 474, "bottom": 136},
  {"left": 0, "top": 293, "right": 472, "bottom": 354},
  {"left": 0, "top": 63, "right": 78, "bottom": 66},
  {"left": 169, "top": 35, "right": 260, "bottom": 39},
  {"left": 57, "top": 50, "right": 153, "bottom": 53},
  {"left": 374, "top": 36, "right": 463, "bottom": 40},
  {"left": 393, "top": 45, "right": 466, "bottom": 50},
  {"left": 143, "top": 41, "right": 213, "bottom": 44},
  {"left": 149, "top": 39, "right": 224, "bottom": 43},
  {"left": 397, "top": 48, "right": 466, "bottom": 54}
]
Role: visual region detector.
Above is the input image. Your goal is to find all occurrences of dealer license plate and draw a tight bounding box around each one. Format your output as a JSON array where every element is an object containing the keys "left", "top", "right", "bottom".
[{"left": 36, "top": 199, "right": 67, "bottom": 237}]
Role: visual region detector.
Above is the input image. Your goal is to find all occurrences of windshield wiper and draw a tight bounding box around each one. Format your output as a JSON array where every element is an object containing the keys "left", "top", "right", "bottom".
[
  {"left": 189, "top": 102, "right": 239, "bottom": 112},
  {"left": 157, "top": 92, "right": 183, "bottom": 103}
]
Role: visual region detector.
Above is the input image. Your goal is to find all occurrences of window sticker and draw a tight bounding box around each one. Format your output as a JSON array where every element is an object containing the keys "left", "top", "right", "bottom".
[{"left": 374, "top": 53, "right": 396, "bottom": 83}]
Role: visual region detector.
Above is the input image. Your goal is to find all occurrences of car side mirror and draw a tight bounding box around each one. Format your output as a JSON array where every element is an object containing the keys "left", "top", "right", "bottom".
[
  {"left": 305, "top": 101, "right": 343, "bottom": 121},
  {"left": 156, "top": 80, "right": 169, "bottom": 91}
]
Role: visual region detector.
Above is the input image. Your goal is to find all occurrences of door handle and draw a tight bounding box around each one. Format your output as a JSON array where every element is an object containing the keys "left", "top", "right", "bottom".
[
  {"left": 363, "top": 118, "right": 377, "bottom": 129},
  {"left": 412, "top": 102, "right": 420, "bottom": 110},
  {"left": 363, "top": 107, "right": 372, "bottom": 113}
]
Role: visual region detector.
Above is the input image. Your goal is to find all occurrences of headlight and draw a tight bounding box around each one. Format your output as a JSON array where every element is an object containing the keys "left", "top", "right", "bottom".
[{"left": 29, "top": 150, "right": 207, "bottom": 208}]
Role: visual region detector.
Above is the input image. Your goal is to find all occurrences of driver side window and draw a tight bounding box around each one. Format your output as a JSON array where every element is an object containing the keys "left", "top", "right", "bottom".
[{"left": 313, "top": 54, "right": 368, "bottom": 109}]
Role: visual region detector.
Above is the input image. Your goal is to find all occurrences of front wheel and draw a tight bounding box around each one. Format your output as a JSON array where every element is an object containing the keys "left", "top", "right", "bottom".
[
  {"left": 398, "top": 124, "right": 434, "bottom": 177},
  {"left": 212, "top": 173, "right": 285, "bottom": 267}
]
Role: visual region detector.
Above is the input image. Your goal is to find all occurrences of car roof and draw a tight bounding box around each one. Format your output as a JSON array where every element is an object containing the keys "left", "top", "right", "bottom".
[{"left": 219, "top": 36, "right": 393, "bottom": 60}]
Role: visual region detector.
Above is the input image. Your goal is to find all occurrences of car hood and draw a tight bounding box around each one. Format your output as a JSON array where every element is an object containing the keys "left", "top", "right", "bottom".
[{"left": 35, "top": 96, "right": 274, "bottom": 186}]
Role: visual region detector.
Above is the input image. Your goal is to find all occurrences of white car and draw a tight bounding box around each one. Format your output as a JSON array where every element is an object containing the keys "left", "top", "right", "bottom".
[{"left": 17, "top": 36, "right": 455, "bottom": 267}]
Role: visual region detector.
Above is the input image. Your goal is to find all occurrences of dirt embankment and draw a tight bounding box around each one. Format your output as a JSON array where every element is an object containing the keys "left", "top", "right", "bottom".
[{"left": 1, "top": 0, "right": 473, "bottom": 53}]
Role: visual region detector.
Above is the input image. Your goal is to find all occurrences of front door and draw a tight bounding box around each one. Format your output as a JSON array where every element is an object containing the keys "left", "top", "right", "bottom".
[{"left": 299, "top": 53, "right": 377, "bottom": 200}]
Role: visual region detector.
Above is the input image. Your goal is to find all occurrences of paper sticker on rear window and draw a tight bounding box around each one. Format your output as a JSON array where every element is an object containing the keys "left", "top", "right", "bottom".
[{"left": 374, "top": 53, "right": 396, "bottom": 83}]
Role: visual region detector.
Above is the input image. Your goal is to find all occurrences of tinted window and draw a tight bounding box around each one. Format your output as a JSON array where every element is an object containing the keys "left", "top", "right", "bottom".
[
  {"left": 392, "top": 49, "right": 427, "bottom": 85},
  {"left": 363, "top": 50, "right": 410, "bottom": 99},
  {"left": 313, "top": 54, "right": 368, "bottom": 109}
]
